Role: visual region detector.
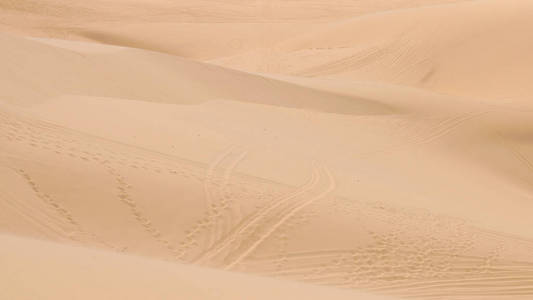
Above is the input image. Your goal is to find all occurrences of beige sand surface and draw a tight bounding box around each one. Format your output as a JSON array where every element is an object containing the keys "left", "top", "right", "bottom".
[
  {"left": 1, "top": 233, "right": 397, "bottom": 300},
  {"left": 1, "top": 1, "right": 533, "bottom": 299},
  {"left": 214, "top": 0, "right": 533, "bottom": 101}
]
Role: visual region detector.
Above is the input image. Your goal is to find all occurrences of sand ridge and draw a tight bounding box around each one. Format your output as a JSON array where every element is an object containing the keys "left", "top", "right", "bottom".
[{"left": 1, "top": 0, "right": 533, "bottom": 299}]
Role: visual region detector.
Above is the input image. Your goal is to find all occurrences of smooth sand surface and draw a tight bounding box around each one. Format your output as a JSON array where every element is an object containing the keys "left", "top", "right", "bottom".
[{"left": 1, "top": 1, "right": 533, "bottom": 299}]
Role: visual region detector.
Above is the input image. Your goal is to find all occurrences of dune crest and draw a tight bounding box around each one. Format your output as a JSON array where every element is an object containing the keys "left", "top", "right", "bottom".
[
  {"left": 1, "top": 1, "right": 533, "bottom": 299},
  {"left": 214, "top": 0, "right": 533, "bottom": 101}
]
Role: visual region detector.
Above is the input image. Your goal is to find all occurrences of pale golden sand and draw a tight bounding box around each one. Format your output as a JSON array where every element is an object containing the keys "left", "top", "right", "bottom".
[{"left": 1, "top": 1, "right": 533, "bottom": 299}]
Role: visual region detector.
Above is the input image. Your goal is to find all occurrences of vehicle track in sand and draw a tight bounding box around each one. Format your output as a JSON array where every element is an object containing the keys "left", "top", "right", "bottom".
[
  {"left": 175, "top": 147, "right": 249, "bottom": 259},
  {"left": 3, "top": 107, "right": 533, "bottom": 299},
  {"left": 193, "top": 164, "right": 321, "bottom": 265},
  {"left": 223, "top": 165, "right": 336, "bottom": 270}
]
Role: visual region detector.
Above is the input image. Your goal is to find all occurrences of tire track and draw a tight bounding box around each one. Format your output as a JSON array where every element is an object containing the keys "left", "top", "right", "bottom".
[
  {"left": 224, "top": 165, "right": 336, "bottom": 270},
  {"left": 203, "top": 146, "right": 236, "bottom": 249},
  {"left": 371, "top": 273, "right": 533, "bottom": 293},
  {"left": 407, "top": 111, "right": 488, "bottom": 146},
  {"left": 217, "top": 150, "right": 248, "bottom": 241},
  {"left": 192, "top": 164, "right": 320, "bottom": 265},
  {"left": 175, "top": 147, "right": 248, "bottom": 259}
]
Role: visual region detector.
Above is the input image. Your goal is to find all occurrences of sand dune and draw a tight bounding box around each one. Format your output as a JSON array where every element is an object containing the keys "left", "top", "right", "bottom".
[
  {"left": 215, "top": 0, "right": 533, "bottom": 101},
  {"left": 0, "top": 234, "right": 397, "bottom": 300},
  {"left": 0, "top": 0, "right": 470, "bottom": 59},
  {"left": 0, "top": 32, "right": 390, "bottom": 115},
  {"left": 1, "top": 0, "right": 533, "bottom": 299}
]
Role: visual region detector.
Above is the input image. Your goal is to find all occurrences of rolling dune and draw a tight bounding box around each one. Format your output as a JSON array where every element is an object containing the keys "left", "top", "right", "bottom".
[
  {"left": 214, "top": 0, "right": 533, "bottom": 101},
  {"left": 1, "top": 0, "right": 533, "bottom": 299}
]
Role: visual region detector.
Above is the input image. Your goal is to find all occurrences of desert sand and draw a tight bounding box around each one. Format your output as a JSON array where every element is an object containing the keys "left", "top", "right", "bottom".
[{"left": 1, "top": 0, "right": 533, "bottom": 299}]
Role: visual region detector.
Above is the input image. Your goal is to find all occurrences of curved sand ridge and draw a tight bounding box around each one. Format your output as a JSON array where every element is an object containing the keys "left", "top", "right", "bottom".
[
  {"left": 214, "top": 0, "right": 533, "bottom": 102},
  {"left": 1, "top": 1, "right": 533, "bottom": 299},
  {"left": 0, "top": 0, "right": 470, "bottom": 59}
]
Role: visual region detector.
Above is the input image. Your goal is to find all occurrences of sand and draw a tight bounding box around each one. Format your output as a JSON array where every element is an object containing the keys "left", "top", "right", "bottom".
[{"left": 1, "top": 0, "right": 533, "bottom": 299}]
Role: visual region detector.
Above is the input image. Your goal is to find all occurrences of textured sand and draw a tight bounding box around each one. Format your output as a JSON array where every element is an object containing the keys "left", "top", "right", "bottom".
[{"left": 1, "top": 1, "right": 533, "bottom": 299}]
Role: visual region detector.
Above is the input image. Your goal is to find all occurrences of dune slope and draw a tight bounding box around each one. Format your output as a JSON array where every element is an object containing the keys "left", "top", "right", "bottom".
[
  {"left": 215, "top": 0, "right": 533, "bottom": 101},
  {"left": 0, "top": 0, "right": 471, "bottom": 60},
  {"left": 0, "top": 234, "right": 397, "bottom": 300},
  {"left": 0, "top": 32, "right": 390, "bottom": 115},
  {"left": 1, "top": 1, "right": 533, "bottom": 300}
]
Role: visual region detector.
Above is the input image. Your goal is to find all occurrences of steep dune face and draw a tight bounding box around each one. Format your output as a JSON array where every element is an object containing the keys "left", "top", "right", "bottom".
[
  {"left": 215, "top": 0, "right": 533, "bottom": 101},
  {"left": 2, "top": 1, "right": 533, "bottom": 300}
]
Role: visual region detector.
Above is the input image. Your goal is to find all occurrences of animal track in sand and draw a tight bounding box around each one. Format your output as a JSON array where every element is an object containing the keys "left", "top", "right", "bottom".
[
  {"left": 190, "top": 163, "right": 336, "bottom": 270},
  {"left": 192, "top": 165, "right": 319, "bottom": 265},
  {"left": 3, "top": 109, "right": 533, "bottom": 298},
  {"left": 13, "top": 168, "right": 114, "bottom": 249},
  {"left": 0, "top": 109, "right": 210, "bottom": 257},
  {"left": 238, "top": 194, "right": 533, "bottom": 299},
  {"left": 104, "top": 163, "right": 186, "bottom": 259}
]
